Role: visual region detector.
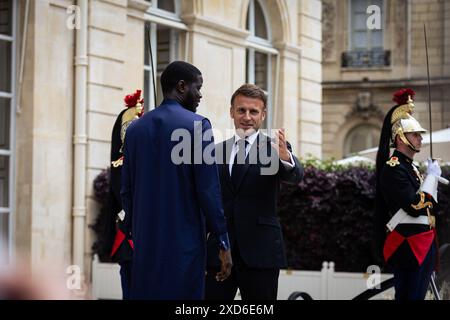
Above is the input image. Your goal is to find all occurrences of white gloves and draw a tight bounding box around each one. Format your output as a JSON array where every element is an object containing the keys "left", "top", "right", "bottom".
[
  {"left": 426, "top": 158, "right": 442, "bottom": 177},
  {"left": 421, "top": 158, "right": 441, "bottom": 202}
]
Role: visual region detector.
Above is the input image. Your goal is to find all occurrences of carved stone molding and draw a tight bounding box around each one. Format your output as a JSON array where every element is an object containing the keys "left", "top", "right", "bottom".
[
  {"left": 127, "top": 0, "right": 151, "bottom": 12},
  {"left": 322, "top": 0, "right": 336, "bottom": 62},
  {"left": 346, "top": 91, "right": 384, "bottom": 121}
]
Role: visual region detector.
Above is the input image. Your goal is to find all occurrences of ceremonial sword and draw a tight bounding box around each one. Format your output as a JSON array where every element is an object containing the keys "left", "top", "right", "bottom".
[{"left": 423, "top": 24, "right": 449, "bottom": 186}]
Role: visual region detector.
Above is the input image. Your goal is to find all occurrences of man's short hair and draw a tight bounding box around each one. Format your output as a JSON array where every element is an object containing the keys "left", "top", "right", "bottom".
[
  {"left": 160, "top": 61, "right": 202, "bottom": 94},
  {"left": 230, "top": 84, "right": 267, "bottom": 109}
]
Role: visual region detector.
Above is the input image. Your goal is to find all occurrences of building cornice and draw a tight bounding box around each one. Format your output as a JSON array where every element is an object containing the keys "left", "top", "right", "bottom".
[
  {"left": 127, "top": 0, "right": 151, "bottom": 21},
  {"left": 182, "top": 14, "right": 250, "bottom": 39},
  {"left": 323, "top": 77, "right": 450, "bottom": 89}
]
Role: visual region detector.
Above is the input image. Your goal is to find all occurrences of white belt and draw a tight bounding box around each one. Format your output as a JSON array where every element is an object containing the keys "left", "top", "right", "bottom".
[{"left": 386, "top": 209, "right": 429, "bottom": 232}]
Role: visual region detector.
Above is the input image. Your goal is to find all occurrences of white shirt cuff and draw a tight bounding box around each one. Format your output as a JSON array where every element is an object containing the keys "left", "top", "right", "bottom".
[{"left": 280, "top": 151, "right": 295, "bottom": 169}]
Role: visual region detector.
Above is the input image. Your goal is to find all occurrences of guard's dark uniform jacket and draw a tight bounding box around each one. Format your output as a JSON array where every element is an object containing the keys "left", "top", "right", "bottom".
[
  {"left": 378, "top": 149, "right": 437, "bottom": 269},
  {"left": 109, "top": 108, "right": 133, "bottom": 263}
]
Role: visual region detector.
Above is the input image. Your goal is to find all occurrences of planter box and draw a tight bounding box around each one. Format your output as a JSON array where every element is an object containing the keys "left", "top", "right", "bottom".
[
  {"left": 277, "top": 262, "right": 394, "bottom": 300},
  {"left": 91, "top": 256, "right": 394, "bottom": 300},
  {"left": 91, "top": 255, "right": 122, "bottom": 300}
]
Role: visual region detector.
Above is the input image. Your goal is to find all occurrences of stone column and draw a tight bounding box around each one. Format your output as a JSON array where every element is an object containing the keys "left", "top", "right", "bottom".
[
  {"left": 15, "top": 0, "right": 75, "bottom": 273},
  {"left": 273, "top": 43, "right": 301, "bottom": 154},
  {"left": 297, "top": 0, "right": 322, "bottom": 158}
]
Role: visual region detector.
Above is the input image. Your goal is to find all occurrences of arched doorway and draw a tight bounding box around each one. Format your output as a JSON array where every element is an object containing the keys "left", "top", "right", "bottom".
[{"left": 343, "top": 124, "right": 380, "bottom": 157}]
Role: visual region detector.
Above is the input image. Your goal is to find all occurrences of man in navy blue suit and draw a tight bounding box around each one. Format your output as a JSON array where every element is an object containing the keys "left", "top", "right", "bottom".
[
  {"left": 121, "top": 61, "right": 232, "bottom": 299},
  {"left": 205, "top": 84, "right": 303, "bottom": 300}
]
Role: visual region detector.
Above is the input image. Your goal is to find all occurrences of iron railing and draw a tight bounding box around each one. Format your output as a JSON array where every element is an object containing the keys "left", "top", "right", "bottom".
[{"left": 341, "top": 50, "right": 390, "bottom": 68}]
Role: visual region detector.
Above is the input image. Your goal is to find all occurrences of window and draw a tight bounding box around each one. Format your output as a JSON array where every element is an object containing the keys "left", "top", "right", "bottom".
[
  {"left": 350, "top": 0, "right": 383, "bottom": 51},
  {"left": 245, "top": 0, "right": 277, "bottom": 129},
  {"left": 157, "top": 0, "right": 175, "bottom": 13},
  {"left": 344, "top": 124, "right": 379, "bottom": 157},
  {"left": 144, "top": 23, "right": 181, "bottom": 109},
  {"left": 342, "top": 0, "right": 388, "bottom": 67},
  {"left": 143, "top": 0, "right": 185, "bottom": 110},
  {"left": 0, "top": 0, "right": 15, "bottom": 264},
  {"left": 145, "top": 0, "right": 179, "bottom": 19}
]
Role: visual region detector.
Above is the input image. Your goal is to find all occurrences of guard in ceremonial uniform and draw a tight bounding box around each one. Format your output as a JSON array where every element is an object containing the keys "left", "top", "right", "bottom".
[
  {"left": 374, "top": 88, "right": 442, "bottom": 300},
  {"left": 109, "top": 89, "right": 144, "bottom": 299}
]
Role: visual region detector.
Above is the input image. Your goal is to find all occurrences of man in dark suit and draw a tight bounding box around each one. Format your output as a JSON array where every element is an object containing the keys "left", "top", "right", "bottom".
[
  {"left": 121, "top": 61, "right": 232, "bottom": 299},
  {"left": 205, "top": 84, "right": 303, "bottom": 300}
]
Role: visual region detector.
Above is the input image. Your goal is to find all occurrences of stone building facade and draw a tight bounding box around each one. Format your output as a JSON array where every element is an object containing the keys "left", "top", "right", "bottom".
[
  {"left": 0, "top": 0, "right": 322, "bottom": 288},
  {"left": 322, "top": 0, "right": 450, "bottom": 160}
]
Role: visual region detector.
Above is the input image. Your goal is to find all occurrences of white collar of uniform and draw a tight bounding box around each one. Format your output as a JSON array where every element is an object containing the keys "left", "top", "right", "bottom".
[{"left": 233, "top": 130, "right": 259, "bottom": 147}]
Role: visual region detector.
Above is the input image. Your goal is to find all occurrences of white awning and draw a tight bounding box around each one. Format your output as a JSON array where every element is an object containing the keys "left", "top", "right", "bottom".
[{"left": 357, "top": 128, "right": 450, "bottom": 163}]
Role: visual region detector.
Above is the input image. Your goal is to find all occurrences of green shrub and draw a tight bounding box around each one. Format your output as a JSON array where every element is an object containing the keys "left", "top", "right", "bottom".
[{"left": 278, "top": 159, "right": 450, "bottom": 272}]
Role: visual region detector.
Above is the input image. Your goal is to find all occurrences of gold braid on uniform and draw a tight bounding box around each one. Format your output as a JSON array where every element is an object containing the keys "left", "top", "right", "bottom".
[
  {"left": 111, "top": 156, "right": 124, "bottom": 167},
  {"left": 411, "top": 192, "right": 433, "bottom": 210}
]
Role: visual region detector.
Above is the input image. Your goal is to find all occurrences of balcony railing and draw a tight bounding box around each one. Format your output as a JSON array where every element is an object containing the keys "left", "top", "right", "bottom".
[{"left": 341, "top": 50, "right": 390, "bottom": 68}]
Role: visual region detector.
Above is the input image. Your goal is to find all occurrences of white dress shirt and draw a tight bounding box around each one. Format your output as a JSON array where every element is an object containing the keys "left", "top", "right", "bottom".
[{"left": 228, "top": 130, "right": 295, "bottom": 175}]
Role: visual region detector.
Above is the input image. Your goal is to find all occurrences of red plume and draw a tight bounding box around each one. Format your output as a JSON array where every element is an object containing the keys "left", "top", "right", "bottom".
[
  {"left": 124, "top": 89, "right": 142, "bottom": 108},
  {"left": 392, "top": 88, "right": 415, "bottom": 105}
]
